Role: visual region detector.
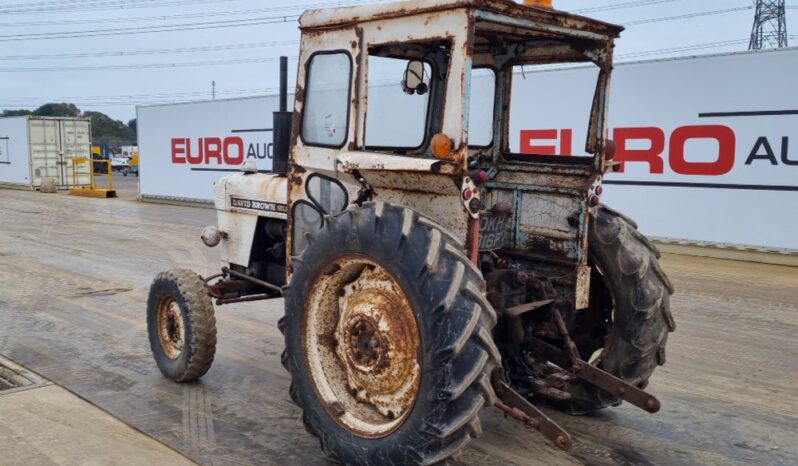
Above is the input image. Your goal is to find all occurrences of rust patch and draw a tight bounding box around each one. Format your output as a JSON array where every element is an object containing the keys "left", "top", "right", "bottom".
[{"left": 302, "top": 255, "right": 421, "bottom": 438}]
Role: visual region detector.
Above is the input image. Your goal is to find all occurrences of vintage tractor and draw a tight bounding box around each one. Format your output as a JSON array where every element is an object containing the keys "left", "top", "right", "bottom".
[{"left": 146, "top": 0, "right": 675, "bottom": 464}]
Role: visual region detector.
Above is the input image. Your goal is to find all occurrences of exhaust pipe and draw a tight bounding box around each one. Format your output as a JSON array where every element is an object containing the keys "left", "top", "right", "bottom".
[{"left": 272, "top": 56, "right": 291, "bottom": 176}]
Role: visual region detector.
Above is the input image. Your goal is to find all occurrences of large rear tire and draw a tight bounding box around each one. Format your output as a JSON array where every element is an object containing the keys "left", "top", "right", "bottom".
[
  {"left": 282, "top": 202, "right": 499, "bottom": 465},
  {"left": 562, "top": 205, "right": 675, "bottom": 414},
  {"left": 147, "top": 269, "right": 217, "bottom": 382}
]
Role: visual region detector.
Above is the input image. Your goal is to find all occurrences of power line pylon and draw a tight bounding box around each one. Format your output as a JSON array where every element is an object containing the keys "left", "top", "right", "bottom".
[{"left": 749, "top": 0, "right": 788, "bottom": 50}]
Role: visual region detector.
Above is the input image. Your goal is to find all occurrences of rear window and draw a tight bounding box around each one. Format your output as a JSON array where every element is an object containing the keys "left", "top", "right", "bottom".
[{"left": 508, "top": 64, "right": 599, "bottom": 158}]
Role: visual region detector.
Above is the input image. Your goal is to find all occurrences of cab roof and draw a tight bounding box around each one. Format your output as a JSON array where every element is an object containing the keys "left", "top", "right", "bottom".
[{"left": 299, "top": 0, "right": 623, "bottom": 39}]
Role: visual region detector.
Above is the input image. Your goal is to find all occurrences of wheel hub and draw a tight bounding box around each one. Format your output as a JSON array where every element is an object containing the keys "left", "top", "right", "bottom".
[
  {"left": 304, "top": 256, "right": 421, "bottom": 437},
  {"left": 346, "top": 318, "right": 382, "bottom": 367},
  {"left": 156, "top": 297, "right": 184, "bottom": 359}
]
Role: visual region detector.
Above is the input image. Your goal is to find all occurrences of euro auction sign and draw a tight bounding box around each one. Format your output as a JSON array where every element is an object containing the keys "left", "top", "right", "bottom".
[
  {"left": 170, "top": 131, "right": 273, "bottom": 168},
  {"left": 519, "top": 117, "right": 797, "bottom": 190}
]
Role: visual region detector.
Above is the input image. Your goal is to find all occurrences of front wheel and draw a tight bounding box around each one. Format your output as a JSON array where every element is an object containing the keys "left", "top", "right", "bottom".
[
  {"left": 147, "top": 269, "right": 217, "bottom": 382},
  {"left": 282, "top": 203, "right": 499, "bottom": 465}
]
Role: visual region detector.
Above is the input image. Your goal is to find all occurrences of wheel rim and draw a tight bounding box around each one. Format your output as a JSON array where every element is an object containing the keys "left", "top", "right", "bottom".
[
  {"left": 156, "top": 296, "right": 185, "bottom": 359},
  {"left": 303, "top": 255, "right": 421, "bottom": 438}
]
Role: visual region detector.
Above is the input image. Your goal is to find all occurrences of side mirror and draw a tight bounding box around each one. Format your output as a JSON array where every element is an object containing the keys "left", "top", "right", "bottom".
[{"left": 401, "top": 60, "right": 428, "bottom": 96}]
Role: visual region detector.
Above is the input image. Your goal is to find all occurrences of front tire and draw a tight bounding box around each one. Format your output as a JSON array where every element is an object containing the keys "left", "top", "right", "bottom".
[
  {"left": 147, "top": 269, "right": 217, "bottom": 382},
  {"left": 282, "top": 202, "right": 499, "bottom": 465}
]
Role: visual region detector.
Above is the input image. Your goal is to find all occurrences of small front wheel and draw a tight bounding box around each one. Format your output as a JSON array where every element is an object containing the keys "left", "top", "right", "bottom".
[{"left": 147, "top": 269, "right": 217, "bottom": 382}]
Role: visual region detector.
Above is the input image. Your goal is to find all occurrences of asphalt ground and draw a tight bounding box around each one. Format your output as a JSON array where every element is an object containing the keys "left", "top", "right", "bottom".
[{"left": 0, "top": 176, "right": 796, "bottom": 465}]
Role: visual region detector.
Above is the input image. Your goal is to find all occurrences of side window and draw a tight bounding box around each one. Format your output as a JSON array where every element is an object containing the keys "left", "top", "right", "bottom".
[
  {"left": 301, "top": 52, "right": 352, "bottom": 148},
  {"left": 365, "top": 55, "right": 432, "bottom": 149},
  {"left": 306, "top": 174, "right": 348, "bottom": 214},
  {"left": 467, "top": 68, "right": 496, "bottom": 147}
]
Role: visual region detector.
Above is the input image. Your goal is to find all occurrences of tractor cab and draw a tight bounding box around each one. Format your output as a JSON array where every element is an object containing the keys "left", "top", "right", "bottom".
[{"left": 287, "top": 0, "right": 623, "bottom": 304}]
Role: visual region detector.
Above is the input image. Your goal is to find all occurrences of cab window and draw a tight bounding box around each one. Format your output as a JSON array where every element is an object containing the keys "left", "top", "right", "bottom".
[{"left": 301, "top": 52, "right": 352, "bottom": 148}]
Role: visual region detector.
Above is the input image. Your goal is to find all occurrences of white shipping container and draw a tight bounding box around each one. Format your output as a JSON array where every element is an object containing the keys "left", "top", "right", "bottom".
[
  {"left": 0, "top": 116, "right": 92, "bottom": 189},
  {"left": 136, "top": 48, "right": 798, "bottom": 251}
]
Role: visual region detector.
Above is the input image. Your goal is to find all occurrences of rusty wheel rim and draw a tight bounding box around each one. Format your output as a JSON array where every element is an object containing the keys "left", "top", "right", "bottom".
[
  {"left": 303, "top": 255, "right": 421, "bottom": 438},
  {"left": 157, "top": 296, "right": 185, "bottom": 360}
]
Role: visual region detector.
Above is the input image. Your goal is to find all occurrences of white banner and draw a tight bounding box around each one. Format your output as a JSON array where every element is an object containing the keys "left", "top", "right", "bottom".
[
  {"left": 138, "top": 48, "right": 798, "bottom": 250},
  {"left": 137, "top": 96, "right": 278, "bottom": 201}
]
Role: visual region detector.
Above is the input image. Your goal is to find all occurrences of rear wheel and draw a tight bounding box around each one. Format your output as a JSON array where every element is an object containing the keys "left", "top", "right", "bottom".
[
  {"left": 559, "top": 205, "right": 676, "bottom": 414},
  {"left": 147, "top": 269, "right": 217, "bottom": 382},
  {"left": 282, "top": 202, "right": 499, "bottom": 465}
]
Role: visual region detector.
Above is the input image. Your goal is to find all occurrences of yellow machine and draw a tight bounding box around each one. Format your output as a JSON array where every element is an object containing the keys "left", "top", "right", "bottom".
[{"left": 68, "top": 157, "right": 117, "bottom": 198}]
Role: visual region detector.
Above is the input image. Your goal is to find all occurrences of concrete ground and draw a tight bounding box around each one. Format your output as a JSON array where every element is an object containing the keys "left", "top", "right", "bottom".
[
  {"left": 0, "top": 380, "right": 196, "bottom": 466},
  {"left": 0, "top": 176, "right": 796, "bottom": 466}
]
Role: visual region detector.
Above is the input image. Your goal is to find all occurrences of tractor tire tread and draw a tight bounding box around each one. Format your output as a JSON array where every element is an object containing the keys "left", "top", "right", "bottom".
[
  {"left": 147, "top": 269, "right": 216, "bottom": 383},
  {"left": 283, "top": 202, "right": 499, "bottom": 465}
]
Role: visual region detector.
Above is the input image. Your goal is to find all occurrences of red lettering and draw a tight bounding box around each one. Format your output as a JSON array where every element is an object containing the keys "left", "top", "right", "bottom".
[
  {"left": 520, "top": 129, "right": 558, "bottom": 155},
  {"left": 171, "top": 138, "right": 186, "bottom": 163},
  {"left": 223, "top": 137, "right": 244, "bottom": 165},
  {"left": 669, "top": 125, "right": 735, "bottom": 176},
  {"left": 185, "top": 137, "right": 203, "bottom": 164},
  {"left": 613, "top": 127, "right": 665, "bottom": 173},
  {"left": 560, "top": 129, "right": 572, "bottom": 156},
  {"left": 204, "top": 137, "right": 222, "bottom": 164}
]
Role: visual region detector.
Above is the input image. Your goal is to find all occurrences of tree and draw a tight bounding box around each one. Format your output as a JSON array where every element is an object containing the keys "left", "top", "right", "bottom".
[
  {"left": 127, "top": 118, "right": 137, "bottom": 132},
  {"left": 2, "top": 109, "right": 33, "bottom": 117},
  {"left": 33, "top": 102, "right": 81, "bottom": 117},
  {"left": 84, "top": 111, "right": 136, "bottom": 142}
]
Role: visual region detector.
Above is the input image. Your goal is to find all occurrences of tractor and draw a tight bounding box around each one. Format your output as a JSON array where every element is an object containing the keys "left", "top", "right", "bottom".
[{"left": 146, "top": 0, "right": 675, "bottom": 464}]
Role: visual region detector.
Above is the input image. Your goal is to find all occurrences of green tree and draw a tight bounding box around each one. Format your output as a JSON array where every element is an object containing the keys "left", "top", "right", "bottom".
[
  {"left": 127, "top": 118, "right": 137, "bottom": 132},
  {"left": 84, "top": 111, "right": 136, "bottom": 142},
  {"left": 33, "top": 102, "right": 81, "bottom": 117},
  {"left": 2, "top": 109, "right": 33, "bottom": 117}
]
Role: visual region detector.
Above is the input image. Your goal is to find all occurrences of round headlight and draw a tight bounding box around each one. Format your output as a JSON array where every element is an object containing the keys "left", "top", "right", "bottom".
[{"left": 201, "top": 226, "right": 222, "bottom": 247}]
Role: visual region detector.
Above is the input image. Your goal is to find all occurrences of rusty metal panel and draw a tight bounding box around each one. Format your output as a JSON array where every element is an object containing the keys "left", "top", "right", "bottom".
[
  {"left": 574, "top": 263, "right": 591, "bottom": 310},
  {"left": 337, "top": 151, "right": 457, "bottom": 175},
  {"left": 374, "top": 188, "right": 469, "bottom": 244},
  {"left": 299, "top": 0, "right": 622, "bottom": 39},
  {"left": 518, "top": 193, "right": 578, "bottom": 239}
]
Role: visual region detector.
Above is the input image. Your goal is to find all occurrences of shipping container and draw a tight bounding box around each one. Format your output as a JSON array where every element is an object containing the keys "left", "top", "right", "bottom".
[
  {"left": 136, "top": 47, "right": 798, "bottom": 251},
  {"left": 0, "top": 116, "right": 93, "bottom": 189}
]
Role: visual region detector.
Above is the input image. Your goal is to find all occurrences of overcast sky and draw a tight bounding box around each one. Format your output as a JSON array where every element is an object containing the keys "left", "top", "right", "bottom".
[{"left": 0, "top": 0, "right": 793, "bottom": 122}]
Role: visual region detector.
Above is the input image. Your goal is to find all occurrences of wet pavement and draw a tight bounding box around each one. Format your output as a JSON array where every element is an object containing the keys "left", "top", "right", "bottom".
[{"left": 0, "top": 177, "right": 796, "bottom": 465}]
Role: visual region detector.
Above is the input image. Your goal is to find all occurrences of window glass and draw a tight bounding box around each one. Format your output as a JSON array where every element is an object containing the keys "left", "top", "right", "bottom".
[
  {"left": 307, "top": 174, "right": 348, "bottom": 214},
  {"left": 292, "top": 201, "right": 323, "bottom": 254},
  {"left": 365, "top": 55, "right": 431, "bottom": 148},
  {"left": 508, "top": 64, "right": 599, "bottom": 157},
  {"left": 302, "top": 53, "right": 351, "bottom": 147},
  {"left": 468, "top": 68, "right": 496, "bottom": 147}
]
